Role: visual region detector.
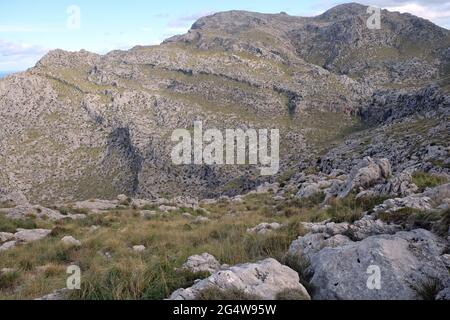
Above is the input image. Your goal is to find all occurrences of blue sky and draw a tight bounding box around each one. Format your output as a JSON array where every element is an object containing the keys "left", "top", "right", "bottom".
[{"left": 1, "top": 0, "right": 449, "bottom": 71}]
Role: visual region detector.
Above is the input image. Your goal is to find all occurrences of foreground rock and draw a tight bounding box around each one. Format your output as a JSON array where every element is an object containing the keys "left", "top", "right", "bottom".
[
  {"left": 309, "top": 229, "right": 449, "bottom": 300},
  {"left": 169, "top": 258, "right": 310, "bottom": 300}
]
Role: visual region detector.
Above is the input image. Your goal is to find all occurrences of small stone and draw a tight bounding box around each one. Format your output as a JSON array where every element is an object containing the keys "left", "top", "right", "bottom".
[
  {"left": 133, "top": 245, "right": 146, "bottom": 252},
  {"left": 61, "top": 236, "right": 81, "bottom": 246},
  {"left": 0, "top": 241, "right": 17, "bottom": 251}
]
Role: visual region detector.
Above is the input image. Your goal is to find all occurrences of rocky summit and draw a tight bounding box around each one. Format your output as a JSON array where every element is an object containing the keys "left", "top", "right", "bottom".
[{"left": 0, "top": 3, "right": 449, "bottom": 301}]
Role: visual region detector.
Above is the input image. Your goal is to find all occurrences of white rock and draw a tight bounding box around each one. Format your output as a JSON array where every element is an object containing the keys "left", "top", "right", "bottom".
[
  {"left": 0, "top": 232, "right": 15, "bottom": 243},
  {"left": 247, "top": 222, "right": 283, "bottom": 235},
  {"left": 181, "top": 253, "right": 221, "bottom": 274},
  {"left": 0, "top": 240, "right": 17, "bottom": 251},
  {"left": 14, "top": 229, "right": 51, "bottom": 242},
  {"left": 192, "top": 216, "right": 210, "bottom": 224},
  {"left": 169, "top": 258, "right": 310, "bottom": 300},
  {"left": 61, "top": 236, "right": 81, "bottom": 246},
  {"left": 133, "top": 245, "right": 146, "bottom": 252},
  {"left": 159, "top": 205, "right": 178, "bottom": 212},
  {"left": 309, "top": 229, "right": 449, "bottom": 300}
]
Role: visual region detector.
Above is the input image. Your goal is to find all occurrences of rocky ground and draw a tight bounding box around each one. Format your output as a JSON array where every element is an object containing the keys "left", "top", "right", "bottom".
[
  {"left": 0, "top": 158, "right": 449, "bottom": 300},
  {"left": 0, "top": 3, "right": 449, "bottom": 300}
]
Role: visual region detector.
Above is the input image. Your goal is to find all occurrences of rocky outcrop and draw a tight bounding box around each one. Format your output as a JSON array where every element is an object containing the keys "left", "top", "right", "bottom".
[
  {"left": 0, "top": 229, "right": 52, "bottom": 251},
  {"left": 337, "top": 157, "right": 391, "bottom": 198},
  {"left": 309, "top": 229, "right": 449, "bottom": 300},
  {"left": 169, "top": 258, "right": 310, "bottom": 300}
]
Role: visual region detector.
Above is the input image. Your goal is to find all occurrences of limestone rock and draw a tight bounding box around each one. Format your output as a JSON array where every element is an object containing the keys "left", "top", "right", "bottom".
[
  {"left": 338, "top": 157, "right": 392, "bottom": 198},
  {"left": 132, "top": 245, "right": 146, "bottom": 252},
  {"left": 14, "top": 229, "right": 51, "bottom": 243},
  {"left": 181, "top": 253, "right": 221, "bottom": 274},
  {"left": 310, "top": 229, "right": 449, "bottom": 300},
  {"left": 247, "top": 222, "right": 283, "bottom": 235},
  {"left": 61, "top": 236, "right": 81, "bottom": 246},
  {"left": 0, "top": 232, "right": 15, "bottom": 243},
  {"left": 169, "top": 258, "right": 310, "bottom": 300}
]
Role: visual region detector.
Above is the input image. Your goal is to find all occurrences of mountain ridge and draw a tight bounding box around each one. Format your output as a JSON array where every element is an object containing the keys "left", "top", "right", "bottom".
[{"left": 0, "top": 2, "right": 449, "bottom": 203}]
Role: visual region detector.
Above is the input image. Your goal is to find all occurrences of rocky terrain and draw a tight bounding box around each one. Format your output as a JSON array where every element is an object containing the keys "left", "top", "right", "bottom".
[{"left": 0, "top": 3, "right": 449, "bottom": 300}]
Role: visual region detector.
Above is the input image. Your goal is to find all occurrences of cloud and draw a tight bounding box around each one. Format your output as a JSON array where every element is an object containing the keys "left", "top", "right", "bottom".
[
  {"left": 384, "top": 2, "right": 450, "bottom": 21},
  {"left": 0, "top": 39, "right": 48, "bottom": 70}
]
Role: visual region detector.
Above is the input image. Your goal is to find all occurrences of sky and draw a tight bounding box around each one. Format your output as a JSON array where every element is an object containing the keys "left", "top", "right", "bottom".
[{"left": 1, "top": 0, "right": 449, "bottom": 71}]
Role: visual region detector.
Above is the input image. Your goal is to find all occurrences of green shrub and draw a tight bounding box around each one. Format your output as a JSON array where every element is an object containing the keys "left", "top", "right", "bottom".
[
  {"left": 412, "top": 172, "right": 449, "bottom": 192},
  {"left": 0, "top": 270, "right": 21, "bottom": 290},
  {"left": 411, "top": 277, "right": 443, "bottom": 300}
]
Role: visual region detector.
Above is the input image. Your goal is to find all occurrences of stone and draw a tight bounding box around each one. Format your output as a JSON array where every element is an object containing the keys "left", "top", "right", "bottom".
[
  {"left": 338, "top": 157, "right": 392, "bottom": 198},
  {"left": 61, "top": 236, "right": 81, "bottom": 246},
  {"left": 0, "top": 232, "right": 15, "bottom": 243},
  {"left": 181, "top": 253, "right": 221, "bottom": 274},
  {"left": 247, "top": 222, "right": 283, "bottom": 235},
  {"left": 169, "top": 258, "right": 310, "bottom": 300},
  {"left": 117, "top": 194, "right": 130, "bottom": 204},
  {"left": 347, "top": 215, "right": 403, "bottom": 241},
  {"left": 36, "top": 289, "right": 69, "bottom": 300},
  {"left": 73, "top": 199, "right": 118, "bottom": 211},
  {"left": 0, "top": 191, "right": 29, "bottom": 207},
  {"left": 373, "top": 196, "right": 432, "bottom": 215},
  {"left": 6, "top": 205, "right": 66, "bottom": 221},
  {"left": 289, "top": 233, "right": 352, "bottom": 262},
  {"left": 0, "top": 241, "right": 17, "bottom": 251},
  {"left": 309, "top": 229, "right": 449, "bottom": 300},
  {"left": 140, "top": 210, "right": 158, "bottom": 219},
  {"left": 192, "top": 216, "right": 210, "bottom": 224},
  {"left": 159, "top": 205, "right": 178, "bottom": 212},
  {"left": 133, "top": 245, "right": 146, "bottom": 252},
  {"left": 14, "top": 229, "right": 51, "bottom": 242}
]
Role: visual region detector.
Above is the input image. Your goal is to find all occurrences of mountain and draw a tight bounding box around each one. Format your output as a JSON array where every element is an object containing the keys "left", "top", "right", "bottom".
[{"left": 0, "top": 3, "right": 448, "bottom": 203}]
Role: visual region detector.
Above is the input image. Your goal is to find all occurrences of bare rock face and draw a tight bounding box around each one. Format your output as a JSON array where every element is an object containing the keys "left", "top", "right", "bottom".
[
  {"left": 14, "top": 229, "right": 52, "bottom": 243},
  {"left": 337, "top": 157, "right": 392, "bottom": 198},
  {"left": 0, "top": 232, "right": 14, "bottom": 242},
  {"left": 309, "top": 229, "right": 449, "bottom": 300},
  {"left": 181, "top": 253, "right": 221, "bottom": 274},
  {"left": 6, "top": 205, "right": 67, "bottom": 221},
  {"left": 0, "top": 192, "right": 29, "bottom": 207},
  {"left": 373, "top": 196, "right": 432, "bottom": 215},
  {"left": 289, "top": 233, "right": 352, "bottom": 262},
  {"left": 0, "top": 241, "right": 17, "bottom": 251},
  {"left": 169, "top": 258, "right": 310, "bottom": 300}
]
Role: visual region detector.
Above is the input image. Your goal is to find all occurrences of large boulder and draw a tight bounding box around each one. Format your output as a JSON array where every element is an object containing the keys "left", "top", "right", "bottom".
[
  {"left": 5, "top": 205, "right": 70, "bottom": 221},
  {"left": 0, "top": 191, "right": 29, "bottom": 207},
  {"left": 0, "top": 232, "right": 14, "bottom": 243},
  {"left": 338, "top": 157, "right": 392, "bottom": 198},
  {"left": 373, "top": 196, "right": 432, "bottom": 215},
  {"left": 14, "top": 229, "right": 52, "bottom": 242},
  {"left": 309, "top": 229, "right": 449, "bottom": 300},
  {"left": 169, "top": 258, "right": 310, "bottom": 300},
  {"left": 289, "top": 233, "right": 352, "bottom": 262}
]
